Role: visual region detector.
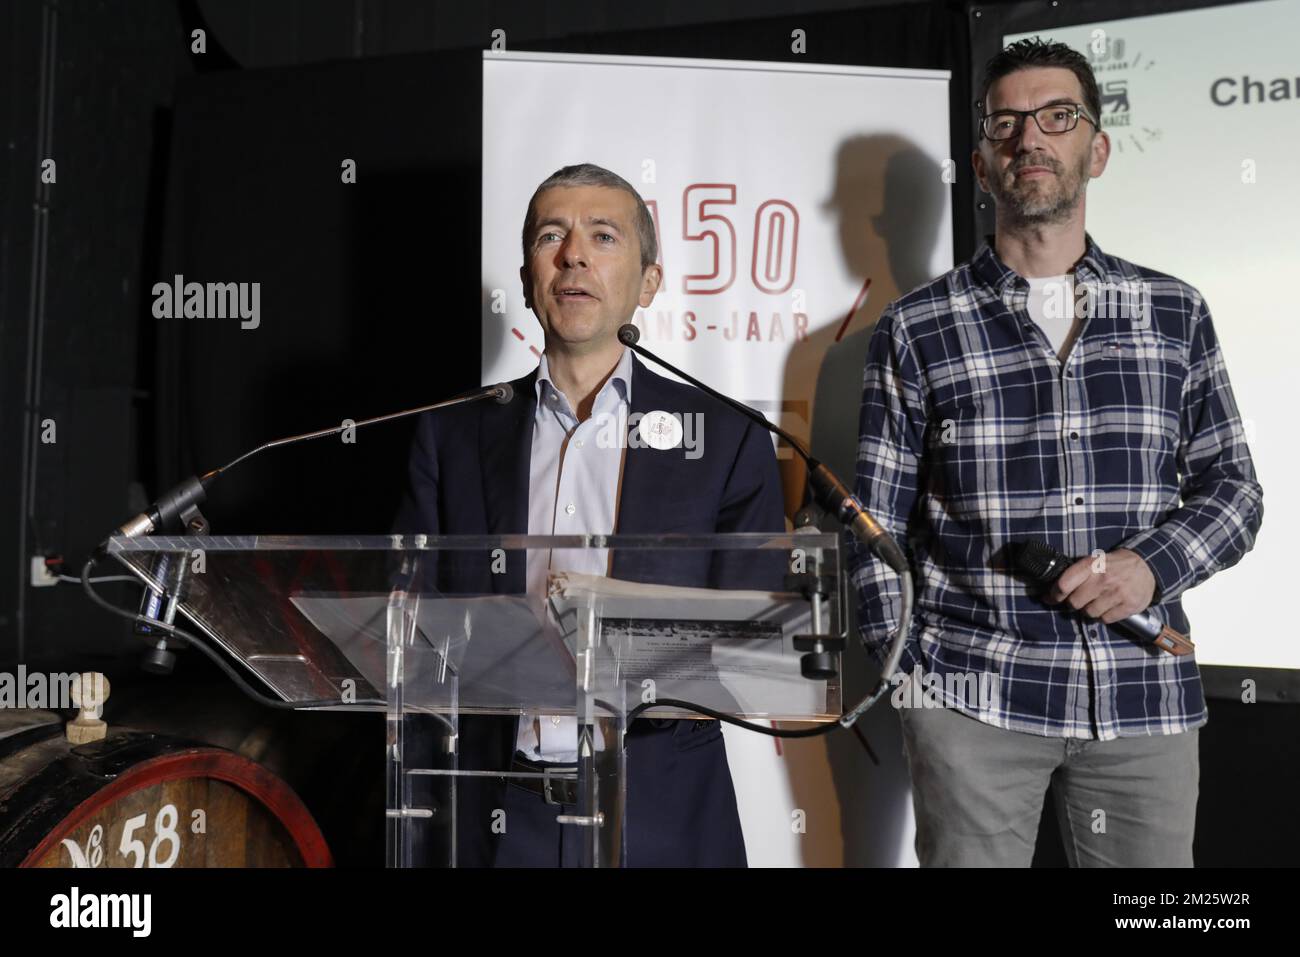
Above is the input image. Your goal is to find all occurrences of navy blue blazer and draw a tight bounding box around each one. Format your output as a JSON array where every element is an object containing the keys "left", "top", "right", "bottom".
[
  {"left": 392, "top": 351, "right": 786, "bottom": 865},
  {"left": 394, "top": 352, "right": 785, "bottom": 589}
]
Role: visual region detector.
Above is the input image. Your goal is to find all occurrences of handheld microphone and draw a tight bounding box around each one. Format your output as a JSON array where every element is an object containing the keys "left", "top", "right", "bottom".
[
  {"left": 1014, "top": 540, "right": 1195, "bottom": 656},
  {"left": 616, "top": 323, "right": 908, "bottom": 575}
]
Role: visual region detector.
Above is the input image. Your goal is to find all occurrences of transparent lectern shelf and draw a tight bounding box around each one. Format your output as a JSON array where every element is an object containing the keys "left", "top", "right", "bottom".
[{"left": 107, "top": 533, "right": 843, "bottom": 721}]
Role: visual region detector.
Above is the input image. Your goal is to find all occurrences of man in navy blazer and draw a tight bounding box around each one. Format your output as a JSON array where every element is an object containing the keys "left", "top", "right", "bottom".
[{"left": 393, "top": 163, "right": 786, "bottom": 867}]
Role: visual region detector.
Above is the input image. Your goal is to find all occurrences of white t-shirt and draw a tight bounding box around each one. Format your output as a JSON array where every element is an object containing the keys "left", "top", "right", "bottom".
[{"left": 1026, "top": 273, "right": 1084, "bottom": 363}]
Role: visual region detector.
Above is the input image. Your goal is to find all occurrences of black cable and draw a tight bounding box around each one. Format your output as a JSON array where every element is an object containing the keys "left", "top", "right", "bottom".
[
  {"left": 619, "top": 675, "right": 895, "bottom": 739},
  {"left": 613, "top": 570, "right": 914, "bottom": 736},
  {"left": 626, "top": 698, "right": 850, "bottom": 738}
]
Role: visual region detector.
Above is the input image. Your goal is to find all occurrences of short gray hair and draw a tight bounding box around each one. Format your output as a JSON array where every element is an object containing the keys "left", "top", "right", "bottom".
[{"left": 521, "top": 163, "right": 659, "bottom": 272}]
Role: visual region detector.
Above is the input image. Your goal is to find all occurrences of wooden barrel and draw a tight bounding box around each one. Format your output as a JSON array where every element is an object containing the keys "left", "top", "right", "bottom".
[{"left": 0, "top": 711, "right": 332, "bottom": 868}]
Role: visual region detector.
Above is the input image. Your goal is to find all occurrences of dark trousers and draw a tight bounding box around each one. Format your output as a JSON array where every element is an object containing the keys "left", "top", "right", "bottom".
[{"left": 492, "top": 719, "right": 747, "bottom": 868}]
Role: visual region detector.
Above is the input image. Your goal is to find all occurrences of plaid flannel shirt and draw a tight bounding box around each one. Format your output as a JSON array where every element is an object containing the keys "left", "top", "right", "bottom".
[{"left": 850, "top": 232, "right": 1263, "bottom": 740}]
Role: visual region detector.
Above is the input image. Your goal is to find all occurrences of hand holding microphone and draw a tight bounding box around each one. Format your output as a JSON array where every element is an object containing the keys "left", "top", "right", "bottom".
[
  {"left": 1014, "top": 541, "right": 1195, "bottom": 656},
  {"left": 1045, "top": 547, "right": 1155, "bottom": 617}
]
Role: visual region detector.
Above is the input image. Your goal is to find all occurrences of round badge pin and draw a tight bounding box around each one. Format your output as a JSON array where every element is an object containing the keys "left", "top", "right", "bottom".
[{"left": 638, "top": 410, "right": 683, "bottom": 450}]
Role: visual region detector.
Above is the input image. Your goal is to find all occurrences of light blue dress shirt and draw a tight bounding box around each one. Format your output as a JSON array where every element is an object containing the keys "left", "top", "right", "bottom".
[{"left": 517, "top": 347, "right": 633, "bottom": 763}]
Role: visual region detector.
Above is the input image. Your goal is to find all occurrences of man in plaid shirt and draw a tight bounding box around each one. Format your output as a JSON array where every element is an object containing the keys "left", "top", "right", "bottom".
[{"left": 851, "top": 38, "right": 1263, "bottom": 866}]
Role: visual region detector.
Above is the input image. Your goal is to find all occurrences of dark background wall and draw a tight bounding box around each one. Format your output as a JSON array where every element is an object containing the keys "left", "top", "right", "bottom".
[
  {"left": 3, "top": 0, "right": 965, "bottom": 662},
  {"left": 0, "top": 0, "right": 1291, "bottom": 866}
]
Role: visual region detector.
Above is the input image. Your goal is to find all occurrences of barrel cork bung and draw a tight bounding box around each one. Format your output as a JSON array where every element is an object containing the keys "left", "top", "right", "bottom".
[{"left": 67, "top": 672, "right": 111, "bottom": 744}]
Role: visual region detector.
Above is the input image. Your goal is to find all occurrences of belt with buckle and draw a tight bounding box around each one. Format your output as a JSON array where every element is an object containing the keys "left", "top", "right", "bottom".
[{"left": 508, "top": 756, "right": 578, "bottom": 805}]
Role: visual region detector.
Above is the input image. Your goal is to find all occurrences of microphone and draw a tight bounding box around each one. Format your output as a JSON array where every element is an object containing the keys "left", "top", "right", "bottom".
[
  {"left": 108, "top": 382, "right": 515, "bottom": 542},
  {"left": 1014, "top": 540, "right": 1195, "bottom": 656},
  {"left": 616, "top": 323, "right": 908, "bottom": 575}
]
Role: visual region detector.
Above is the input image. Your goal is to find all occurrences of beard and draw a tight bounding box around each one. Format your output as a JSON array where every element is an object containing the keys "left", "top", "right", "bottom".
[{"left": 989, "top": 148, "right": 1091, "bottom": 225}]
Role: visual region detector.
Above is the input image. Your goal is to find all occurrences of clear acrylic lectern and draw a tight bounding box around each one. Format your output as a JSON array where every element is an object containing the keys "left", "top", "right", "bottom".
[{"left": 107, "top": 532, "right": 843, "bottom": 867}]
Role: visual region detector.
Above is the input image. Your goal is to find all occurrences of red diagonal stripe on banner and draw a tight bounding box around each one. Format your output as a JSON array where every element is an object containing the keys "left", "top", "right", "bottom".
[{"left": 835, "top": 276, "right": 873, "bottom": 342}]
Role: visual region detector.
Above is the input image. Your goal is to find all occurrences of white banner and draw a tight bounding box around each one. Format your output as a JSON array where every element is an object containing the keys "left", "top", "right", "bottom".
[{"left": 482, "top": 50, "right": 952, "bottom": 866}]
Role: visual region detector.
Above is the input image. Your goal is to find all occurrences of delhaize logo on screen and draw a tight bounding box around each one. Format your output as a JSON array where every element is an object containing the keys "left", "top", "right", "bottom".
[{"left": 1086, "top": 30, "right": 1164, "bottom": 153}]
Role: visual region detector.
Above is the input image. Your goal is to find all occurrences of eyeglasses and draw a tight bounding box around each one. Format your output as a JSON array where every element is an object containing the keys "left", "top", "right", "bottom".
[{"left": 978, "top": 103, "right": 1098, "bottom": 141}]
